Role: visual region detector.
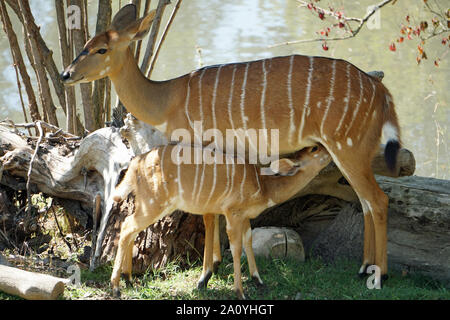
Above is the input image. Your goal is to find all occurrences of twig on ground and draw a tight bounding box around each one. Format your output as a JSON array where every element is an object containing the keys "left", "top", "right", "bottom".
[
  {"left": 51, "top": 207, "right": 73, "bottom": 253},
  {"left": 26, "top": 121, "right": 44, "bottom": 216}
]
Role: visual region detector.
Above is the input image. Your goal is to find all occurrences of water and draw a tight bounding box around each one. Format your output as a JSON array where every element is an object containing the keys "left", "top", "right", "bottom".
[{"left": 0, "top": 0, "right": 448, "bottom": 179}]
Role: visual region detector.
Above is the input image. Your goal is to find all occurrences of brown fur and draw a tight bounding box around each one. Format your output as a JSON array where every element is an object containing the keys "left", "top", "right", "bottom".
[
  {"left": 111, "top": 145, "right": 331, "bottom": 299},
  {"left": 62, "top": 5, "right": 402, "bottom": 293}
]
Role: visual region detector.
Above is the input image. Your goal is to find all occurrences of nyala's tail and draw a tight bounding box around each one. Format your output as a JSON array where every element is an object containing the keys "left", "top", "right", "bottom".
[{"left": 382, "top": 91, "right": 401, "bottom": 172}]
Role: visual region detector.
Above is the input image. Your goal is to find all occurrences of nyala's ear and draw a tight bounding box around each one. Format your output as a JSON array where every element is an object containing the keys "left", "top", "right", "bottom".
[
  {"left": 111, "top": 4, "right": 137, "bottom": 31},
  {"left": 126, "top": 10, "right": 156, "bottom": 42},
  {"left": 270, "top": 158, "right": 299, "bottom": 176}
]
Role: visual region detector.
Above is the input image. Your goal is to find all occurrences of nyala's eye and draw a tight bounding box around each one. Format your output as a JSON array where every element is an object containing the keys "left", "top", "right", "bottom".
[
  {"left": 311, "top": 146, "right": 319, "bottom": 152},
  {"left": 97, "top": 48, "right": 107, "bottom": 54}
]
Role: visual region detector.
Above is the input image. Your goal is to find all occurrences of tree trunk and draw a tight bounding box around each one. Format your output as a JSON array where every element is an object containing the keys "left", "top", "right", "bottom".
[
  {"left": 18, "top": 0, "right": 59, "bottom": 127},
  {"left": 92, "top": 0, "right": 112, "bottom": 130},
  {"left": 0, "top": 1, "right": 41, "bottom": 123},
  {"left": 69, "top": 0, "right": 96, "bottom": 132},
  {"left": 102, "top": 198, "right": 205, "bottom": 273},
  {"left": 0, "top": 123, "right": 131, "bottom": 228}
]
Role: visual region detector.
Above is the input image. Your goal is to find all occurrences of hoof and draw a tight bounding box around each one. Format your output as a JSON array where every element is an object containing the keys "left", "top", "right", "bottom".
[
  {"left": 112, "top": 287, "right": 121, "bottom": 299},
  {"left": 357, "top": 264, "right": 369, "bottom": 279},
  {"left": 380, "top": 274, "right": 389, "bottom": 287},
  {"left": 252, "top": 275, "right": 264, "bottom": 287},
  {"left": 212, "top": 261, "right": 221, "bottom": 274},
  {"left": 235, "top": 289, "right": 246, "bottom": 300},
  {"left": 121, "top": 273, "right": 133, "bottom": 288},
  {"left": 197, "top": 270, "right": 212, "bottom": 290}
]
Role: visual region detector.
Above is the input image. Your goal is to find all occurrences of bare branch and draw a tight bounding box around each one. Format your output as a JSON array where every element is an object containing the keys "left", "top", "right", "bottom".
[
  {"left": 55, "top": 0, "right": 76, "bottom": 134},
  {"left": 135, "top": 0, "right": 152, "bottom": 60},
  {"left": 141, "top": 0, "right": 171, "bottom": 76},
  {"left": 421, "top": 28, "right": 450, "bottom": 41},
  {"left": 270, "top": 0, "right": 394, "bottom": 48},
  {"left": 93, "top": 0, "right": 112, "bottom": 130},
  {"left": 18, "top": 0, "right": 59, "bottom": 126},
  {"left": 148, "top": 0, "right": 183, "bottom": 77},
  {"left": 69, "top": 0, "right": 95, "bottom": 132}
]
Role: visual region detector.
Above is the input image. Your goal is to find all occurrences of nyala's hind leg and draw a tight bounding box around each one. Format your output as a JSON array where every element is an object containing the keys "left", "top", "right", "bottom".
[
  {"left": 212, "top": 214, "right": 222, "bottom": 273},
  {"left": 242, "top": 219, "right": 263, "bottom": 286},
  {"left": 197, "top": 214, "right": 215, "bottom": 289}
]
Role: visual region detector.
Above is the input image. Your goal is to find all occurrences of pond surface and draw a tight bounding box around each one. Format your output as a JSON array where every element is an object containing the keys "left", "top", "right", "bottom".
[{"left": 0, "top": 0, "right": 448, "bottom": 179}]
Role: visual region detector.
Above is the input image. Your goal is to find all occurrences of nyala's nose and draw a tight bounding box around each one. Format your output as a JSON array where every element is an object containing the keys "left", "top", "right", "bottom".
[{"left": 60, "top": 71, "right": 71, "bottom": 81}]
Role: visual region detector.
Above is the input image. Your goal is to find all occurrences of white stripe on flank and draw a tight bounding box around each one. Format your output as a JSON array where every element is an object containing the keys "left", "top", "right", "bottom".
[
  {"left": 177, "top": 153, "right": 184, "bottom": 198},
  {"left": 335, "top": 63, "right": 352, "bottom": 134},
  {"left": 345, "top": 70, "right": 364, "bottom": 136},
  {"left": 160, "top": 145, "right": 169, "bottom": 196},
  {"left": 191, "top": 162, "right": 200, "bottom": 200},
  {"left": 205, "top": 161, "right": 217, "bottom": 207},
  {"left": 347, "top": 137, "right": 353, "bottom": 146},
  {"left": 225, "top": 162, "right": 236, "bottom": 200},
  {"left": 260, "top": 60, "right": 268, "bottom": 133},
  {"left": 298, "top": 56, "right": 314, "bottom": 141},
  {"left": 287, "top": 55, "right": 295, "bottom": 145},
  {"left": 227, "top": 65, "right": 237, "bottom": 131},
  {"left": 218, "top": 161, "right": 230, "bottom": 202},
  {"left": 358, "top": 77, "right": 377, "bottom": 138},
  {"left": 211, "top": 66, "right": 222, "bottom": 131},
  {"left": 184, "top": 74, "right": 194, "bottom": 129},
  {"left": 198, "top": 68, "right": 207, "bottom": 130},
  {"left": 240, "top": 164, "right": 247, "bottom": 204},
  {"left": 252, "top": 166, "right": 262, "bottom": 198},
  {"left": 240, "top": 63, "right": 250, "bottom": 130},
  {"left": 195, "top": 161, "right": 206, "bottom": 205},
  {"left": 320, "top": 60, "right": 337, "bottom": 137}
]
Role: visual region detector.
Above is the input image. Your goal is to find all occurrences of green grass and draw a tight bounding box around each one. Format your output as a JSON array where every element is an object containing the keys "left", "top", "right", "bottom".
[
  {"left": 1, "top": 255, "right": 449, "bottom": 300},
  {"left": 68, "top": 255, "right": 449, "bottom": 300}
]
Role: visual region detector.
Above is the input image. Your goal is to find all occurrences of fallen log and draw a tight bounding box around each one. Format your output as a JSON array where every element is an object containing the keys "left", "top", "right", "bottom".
[
  {"left": 0, "top": 264, "right": 66, "bottom": 300},
  {"left": 252, "top": 175, "right": 450, "bottom": 286},
  {"left": 0, "top": 123, "right": 132, "bottom": 264}
]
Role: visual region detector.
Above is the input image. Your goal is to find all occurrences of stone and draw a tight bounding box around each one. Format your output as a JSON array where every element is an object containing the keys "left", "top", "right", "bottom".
[{"left": 250, "top": 227, "right": 305, "bottom": 262}]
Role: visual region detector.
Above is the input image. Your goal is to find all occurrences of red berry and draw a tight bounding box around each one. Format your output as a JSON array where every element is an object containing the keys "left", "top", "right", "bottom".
[{"left": 389, "top": 43, "right": 396, "bottom": 51}]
